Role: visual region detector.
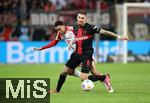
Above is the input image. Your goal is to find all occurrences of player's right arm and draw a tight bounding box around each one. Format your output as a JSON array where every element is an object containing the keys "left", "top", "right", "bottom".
[
  {"left": 33, "top": 32, "right": 61, "bottom": 51},
  {"left": 34, "top": 39, "right": 59, "bottom": 51}
]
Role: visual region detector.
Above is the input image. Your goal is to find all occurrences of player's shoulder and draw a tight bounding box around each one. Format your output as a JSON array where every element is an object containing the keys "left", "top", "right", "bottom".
[
  {"left": 85, "top": 23, "right": 101, "bottom": 33},
  {"left": 83, "top": 23, "right": 95, "bottom": 31},
  {"left": 85, "top": 23, "right": 92, "bottom": 26},
  {"left": 85, "top": 23, "right": 97, "bottom": 28},
  {"left": 88, "top": 23, "right": 101, "bottom": 31}
]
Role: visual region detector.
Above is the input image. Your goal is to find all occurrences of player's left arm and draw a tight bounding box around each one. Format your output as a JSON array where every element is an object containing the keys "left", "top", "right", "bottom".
[
  {"left": 99, "top": 29, "right": 129, "bottom": 40},
  {"left": 92, "top": 25, "right": 129, "bottom": 40}
]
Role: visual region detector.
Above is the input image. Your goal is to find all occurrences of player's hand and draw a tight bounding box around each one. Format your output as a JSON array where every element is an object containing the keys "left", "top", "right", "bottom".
[
  {"left": 33, "top": 48, "right": 41, "bottom": 51},
  {"left": 118, "top": 36, "right": 129, "bottom": 40}
]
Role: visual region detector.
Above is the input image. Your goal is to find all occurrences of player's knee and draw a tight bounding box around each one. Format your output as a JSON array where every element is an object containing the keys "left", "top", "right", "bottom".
[
  {"left": 91, "top": 70, "right": 101, "bottom": 76},
  {"left": 60, "top": 71, "right": 67, "bottom": 76},
  {"left": 60, "top": 66, "right": 69, "bottom": 76},
  {"left": 68, "top": 69, "right": 74, "bottom": 75}
]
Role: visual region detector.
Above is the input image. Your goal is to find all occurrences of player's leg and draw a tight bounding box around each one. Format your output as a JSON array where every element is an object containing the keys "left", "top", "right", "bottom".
[
  {"left": 50, "top": 53, "right": 81, "bottom": 93},
  {"left": 90, "top": 60, "right": 102, "bottom": 76},
  {"left": 70, "top": 59, "right": 100, "bottom": 78},
  {"left": 68, "top": 69, "right": 81, "bottom": 78},
  {"left": 70, "top": 60, "right": 101, "bottom": 79},
  {"left": 89, "top": 60, "right": 106, "bottom": 82},
  {"left": 71, "top": 60, "right": 103, "bottom": 80},
  {"left": 90, "top": 61, "right": 114, "bottom": 92},
  {"left": 80, "top": 72, "right": 89, "bottom": 81},
  {"left": 103, "top": 74, "right": 114, "bottom": 93},
  {"left": 66, "top": 53, "right": 81, "bottom": 78},
  {"left": 84, "top": 57, "right": 113, "bottom": 92},
  {"left": 80, "top": 58, "right": 104, "bottom": 82},
  {"left": 80, "top": 55, "right": 93, "bottom": 81},
  {"left": 80, "top": 55, "right": 104, "bottom": 82},
  {"left": 49, "top": 65, "right": 70, "bottom": 93}
]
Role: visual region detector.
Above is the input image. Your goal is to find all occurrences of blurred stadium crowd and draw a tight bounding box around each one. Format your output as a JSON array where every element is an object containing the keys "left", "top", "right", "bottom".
[{"left": 0, "top": 0, "right": 149, "bottom": 41}]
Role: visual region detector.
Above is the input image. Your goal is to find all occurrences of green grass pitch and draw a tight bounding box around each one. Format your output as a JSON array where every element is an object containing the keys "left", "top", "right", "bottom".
[{"left": 0, "top": 63, "right": 150, "bottom": 103}]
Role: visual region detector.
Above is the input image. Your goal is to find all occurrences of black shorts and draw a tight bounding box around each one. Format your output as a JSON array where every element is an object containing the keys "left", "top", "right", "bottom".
[{"left": 65, "top": 52, "right": 93, "bottom": 73}]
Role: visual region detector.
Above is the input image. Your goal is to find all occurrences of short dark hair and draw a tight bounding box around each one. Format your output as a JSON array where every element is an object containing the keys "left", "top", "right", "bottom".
[
  {"left": 77, "top": 11, "right": 87, "bottom": 16},
  {"left": 54, "top": 21, "right": 64, "bottom": 27}
]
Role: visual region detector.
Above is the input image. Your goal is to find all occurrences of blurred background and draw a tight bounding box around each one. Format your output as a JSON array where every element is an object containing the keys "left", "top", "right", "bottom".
[{"left": 0, "top": 0, "right": 150, "bottom": 64}]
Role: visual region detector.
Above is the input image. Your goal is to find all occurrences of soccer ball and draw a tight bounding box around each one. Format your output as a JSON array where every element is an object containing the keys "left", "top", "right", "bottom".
[{"left": 81, "top": 79, "right": 94, "bottom": 91}]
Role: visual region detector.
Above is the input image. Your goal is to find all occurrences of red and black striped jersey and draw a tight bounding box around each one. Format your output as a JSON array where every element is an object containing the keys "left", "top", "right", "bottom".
[{"left": 73, "top": 23, "right": 101, "bottom": 55}]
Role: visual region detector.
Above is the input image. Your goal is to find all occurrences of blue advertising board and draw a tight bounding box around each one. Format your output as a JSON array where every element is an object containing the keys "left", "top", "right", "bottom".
[{"left": 0, "top": 41, "right": 150, "bottom": 63}]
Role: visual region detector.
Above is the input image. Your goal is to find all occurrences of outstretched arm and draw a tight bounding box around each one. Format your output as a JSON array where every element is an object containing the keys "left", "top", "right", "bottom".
[
  {"left": 100, "top": 29, "right": 129, "bottom": 40},
  {"left": 34, "top": 39, "right": 59, "bottom": 51},
  {"left": 34, "top": 32, "right": 62, "bottom": 51}
]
